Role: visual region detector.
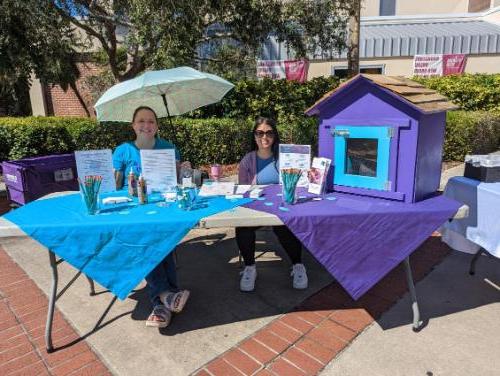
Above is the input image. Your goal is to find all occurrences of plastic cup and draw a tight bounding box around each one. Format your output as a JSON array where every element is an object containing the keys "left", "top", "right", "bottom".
[{"left": 210, "top": 164, "right": 222, "bottom": 181}]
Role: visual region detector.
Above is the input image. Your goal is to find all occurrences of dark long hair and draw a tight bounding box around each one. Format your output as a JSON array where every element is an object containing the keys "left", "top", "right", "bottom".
[
  {"left": 251, "top": 116, "right": 280, "bottom": 154},
  {"left": 251, "top": 116, "right": 280, "bottom": 170}
]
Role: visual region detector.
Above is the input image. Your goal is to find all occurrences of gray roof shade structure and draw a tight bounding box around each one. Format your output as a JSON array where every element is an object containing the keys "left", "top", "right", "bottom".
[{"left": 262, "top": 19, "right": 500, "bottom": 60}]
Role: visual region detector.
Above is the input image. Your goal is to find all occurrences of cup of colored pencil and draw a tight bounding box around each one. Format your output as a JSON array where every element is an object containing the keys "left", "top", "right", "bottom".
[
  {"left": 281, "top": 168, "right": 302, "bottom": 205},
  {"left": 79, "top": 175, "right": 102, "bottom": 215}
]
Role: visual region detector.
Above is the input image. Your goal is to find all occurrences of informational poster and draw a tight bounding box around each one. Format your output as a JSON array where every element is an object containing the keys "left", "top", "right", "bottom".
[
  {"left": 413, "top": 54, "right": 467, "bottom": 76},
  {"left": 279, "top": 144, "right": 311, "bottom": 187},
  {"left": 74, "top": 149, "right": 115, "bottom": 193},
  {"left": 140, "top": 149, "right": 177, "bottom": 193},
  {"left": 256, "top": 59, "right": 309, "bottom": 82}
]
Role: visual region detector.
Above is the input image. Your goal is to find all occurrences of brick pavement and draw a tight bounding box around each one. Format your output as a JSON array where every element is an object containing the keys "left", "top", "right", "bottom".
[
  {"left": 0, "top": 246, "right": 111, "bottom": 376},
  {"left": 195, "top": 234, "right": 449, "bottom": 376},
  {"left": 0, "top": 195, "right": 111, "bottom": 375}
]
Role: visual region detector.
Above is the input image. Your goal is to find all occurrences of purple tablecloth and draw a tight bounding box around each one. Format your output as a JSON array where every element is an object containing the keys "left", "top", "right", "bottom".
[{"left": 245, "top": 186, "right": 461, "bottom": 300}]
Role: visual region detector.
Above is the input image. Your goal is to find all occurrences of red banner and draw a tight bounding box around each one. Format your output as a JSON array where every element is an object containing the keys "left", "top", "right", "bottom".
[
  {"left": 442, "top": 54, "right": 467, "bottom": 75},
  {"left": 284, "top": 60, "right": 309, "bottom": 83},
  {"left": 257, "top": 59, "right": 309, "bottom": 82}
]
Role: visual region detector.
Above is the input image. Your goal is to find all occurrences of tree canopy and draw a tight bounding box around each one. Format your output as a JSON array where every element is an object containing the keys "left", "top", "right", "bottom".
[
  {"left": 56, "top": 0, "right": 351, "bottom": 82},
  {"left": 0, "top": 0, "right": 79, "bottom": 115}
]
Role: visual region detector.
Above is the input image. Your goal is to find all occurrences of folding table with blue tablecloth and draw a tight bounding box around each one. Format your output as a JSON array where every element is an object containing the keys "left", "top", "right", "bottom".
[
  {"left": 0, "top": 192, "right": 250, "bottom": 352},
  {"left": 0, "top": 186, "right": 466, "bottom": 353}
]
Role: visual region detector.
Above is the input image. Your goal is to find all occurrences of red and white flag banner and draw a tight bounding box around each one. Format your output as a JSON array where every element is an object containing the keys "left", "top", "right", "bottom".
[
  {"left": 257, "top": 59, "right": 309, "bottom": 82},
  {"left": 413, "top": 54, "right": 467, "bottom": 77}
]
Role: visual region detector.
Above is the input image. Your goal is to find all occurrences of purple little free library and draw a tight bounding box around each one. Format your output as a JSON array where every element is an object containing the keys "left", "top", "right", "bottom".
[{"left": 305, "top": 74, "right": 458, "bottom": 203}]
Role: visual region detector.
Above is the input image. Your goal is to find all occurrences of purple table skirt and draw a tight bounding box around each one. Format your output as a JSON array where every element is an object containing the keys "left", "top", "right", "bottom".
[{"left": 244, "top": 185, "right": 461, "bottom": 300}]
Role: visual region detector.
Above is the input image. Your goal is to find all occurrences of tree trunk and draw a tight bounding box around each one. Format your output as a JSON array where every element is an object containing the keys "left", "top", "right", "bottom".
[{"left": 347, "top": 1, "right": 361, "bottom": 78}]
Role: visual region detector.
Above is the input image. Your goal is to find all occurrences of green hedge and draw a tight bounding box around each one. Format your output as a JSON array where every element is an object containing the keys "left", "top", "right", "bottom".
[
  {"left": 195, "top": 74, "right": 500, "bottom": 118},
  {"left": 191, "top": 76, "right": 340, "bottom": 122},
  {"left": 0, "top": 111, "right": 498, "bottom": 165},
  {"left": 415, "top": 74, "right": 500, "bottom": 111},
  {"left": 444, "top": 111, "right": 500, "bottom": 161},
  {"left": 0, "top": 116, "right": 318, "bottom": 166}
]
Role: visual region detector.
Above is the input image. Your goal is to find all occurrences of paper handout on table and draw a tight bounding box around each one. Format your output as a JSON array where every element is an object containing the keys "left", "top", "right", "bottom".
[
  {"left": 140, "top": 149, "right": 177, "bottom": 193},
  {"left": 75, "top": 149, "right": 115, "bottom": 193},
  {"left": 308, "top": 157, "right": 331, "bottom": 195},
  {"left": 279, "top": 144, "right": 311, "bottom": 187},
  {"left": 198, "top": 182, "right": 235, "bottom": 197},
  {"left": 235, "top": 185, "right": 252, "bottom": 194},
  {"left": 102, "top": 196, "right": 132, "bottom": 205}
]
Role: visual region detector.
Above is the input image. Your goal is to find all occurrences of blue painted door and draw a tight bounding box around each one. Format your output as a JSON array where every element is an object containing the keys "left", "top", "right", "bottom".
[{"left": 333, "top": 126, "right": 391, "bottom": 190}]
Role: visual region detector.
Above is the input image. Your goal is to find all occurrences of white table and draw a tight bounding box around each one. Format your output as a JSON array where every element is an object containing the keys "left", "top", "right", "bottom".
[{"left": 441, "top": 176, "right": 500, "bottom": 274}]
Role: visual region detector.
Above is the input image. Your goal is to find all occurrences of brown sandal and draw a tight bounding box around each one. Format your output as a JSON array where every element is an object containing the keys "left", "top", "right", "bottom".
[{"left": 146, "top": 305, "right": 171, "bottom": 328}]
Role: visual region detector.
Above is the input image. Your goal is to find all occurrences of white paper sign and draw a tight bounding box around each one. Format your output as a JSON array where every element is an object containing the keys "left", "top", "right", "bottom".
[
  {"left": 279, "top": 144, "right": 311, "bottom": 187},
  {"left": 140, "top": 149, "right": 177, "bottom": 192},
  {"left": 198, "top": 182, "right": 235, "bottom": 197},
  {"left": 74, "top": 149, "right": 115, "bottom": 193},
  {"left": 308, "top": 157, "right": 331, "bottom": 195}
]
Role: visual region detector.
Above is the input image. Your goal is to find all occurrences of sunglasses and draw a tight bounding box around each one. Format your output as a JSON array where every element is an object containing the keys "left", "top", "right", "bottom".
[{"left": 254, "top": 130, "right": 275, "bottom": 138}]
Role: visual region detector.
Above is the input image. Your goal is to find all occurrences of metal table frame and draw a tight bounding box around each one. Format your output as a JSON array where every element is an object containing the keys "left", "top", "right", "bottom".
[{"left": 3, "top": 200, "right": 468, "bottom": 352}]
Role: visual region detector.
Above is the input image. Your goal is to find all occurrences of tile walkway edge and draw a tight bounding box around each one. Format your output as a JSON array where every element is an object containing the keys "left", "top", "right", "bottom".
[
  {"left": 194, "top": 234, "right": 450, "bottom": 376},
  {"left": 0, "top": 247, "right": 111, "bottom": 376}
]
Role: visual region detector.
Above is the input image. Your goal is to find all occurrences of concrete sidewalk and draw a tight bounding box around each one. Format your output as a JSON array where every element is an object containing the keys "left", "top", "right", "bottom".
[
  {"left": 1, "top": 228, "right": 336, "bottom": 375},
  {"left": 2, "top": 226, "right": 476, "bottom": 375},
  {"left": 321, "top": 252, "right": 500, "bottom": 376}
]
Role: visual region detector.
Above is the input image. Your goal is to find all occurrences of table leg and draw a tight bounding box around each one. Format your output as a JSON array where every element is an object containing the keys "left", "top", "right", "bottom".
[
  {"left": 45, "top": 251, "right": 58, "bottom": 353},
  {"left": 469, "top": 248, "right": 485, "bottom": 276},
  {"left": 87, "top": 277, "right": 96, "bottom": 296},
  {"left": 404, "top": 257, "right": 422, "bottom": 331}
]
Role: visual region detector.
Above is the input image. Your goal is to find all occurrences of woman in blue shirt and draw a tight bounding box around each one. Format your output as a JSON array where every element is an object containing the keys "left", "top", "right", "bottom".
[
  {"left": 237, "top": 116, "right": 308, "bottom": 292},
  {"left": 113, "top": 106, "right": 190, "bottom": 329}
]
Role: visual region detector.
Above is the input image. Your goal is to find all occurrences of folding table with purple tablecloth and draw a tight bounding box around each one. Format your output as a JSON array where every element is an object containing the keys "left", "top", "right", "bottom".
[{"left": 201, "top": 185, "right": 463, "bottom": 330}]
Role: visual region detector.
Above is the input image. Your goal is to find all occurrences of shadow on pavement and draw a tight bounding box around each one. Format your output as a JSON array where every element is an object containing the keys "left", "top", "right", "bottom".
[{"left": 125, "top": 229, "right": 335, "bottom": 335}]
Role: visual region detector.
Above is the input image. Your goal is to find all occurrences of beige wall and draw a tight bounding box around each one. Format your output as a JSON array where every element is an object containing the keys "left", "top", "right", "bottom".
[
  {"left": 361, "top": 0, "right": 380, "bottom": 17},
  {"left": 361, "top": 0, "right": 476, "bottom": 17},
  {"left": 28, "top": 75, "right": 47, "bottom": 116},
  {"left": 397, "top": 0, "right": 469, "bottom": 15},
  {"left": 308, "top": 54, "right": 500, "bottom": 78}
]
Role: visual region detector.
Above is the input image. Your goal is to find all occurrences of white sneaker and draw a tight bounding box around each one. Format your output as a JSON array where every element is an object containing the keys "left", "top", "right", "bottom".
[
  {"left": 240, "top": 265, "right": 257, "bottom": 292},
  {"left": 291, "top": 263, "right": 308, "bottom": 289}
]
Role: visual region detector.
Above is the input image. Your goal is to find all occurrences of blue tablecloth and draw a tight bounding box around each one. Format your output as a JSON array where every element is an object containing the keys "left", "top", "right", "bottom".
[
  {"left": 3, "top": 193, "right": 251, "bottom": 299},
  {"left": 442, "top": 176, "right": 500, "bottom": 257}
]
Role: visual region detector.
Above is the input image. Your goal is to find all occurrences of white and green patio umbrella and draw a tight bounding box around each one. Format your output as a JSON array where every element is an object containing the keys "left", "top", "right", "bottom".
[{"left": 94, "top": 66, "right": 234, "bottom": 139}]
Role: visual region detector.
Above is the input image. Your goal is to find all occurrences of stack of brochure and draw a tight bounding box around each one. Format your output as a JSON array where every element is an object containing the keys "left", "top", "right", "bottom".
[{"left": 308, "top": 157, "right": 331, "bottom": 195}]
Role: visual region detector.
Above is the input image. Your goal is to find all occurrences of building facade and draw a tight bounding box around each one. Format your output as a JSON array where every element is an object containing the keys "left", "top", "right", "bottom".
[{"left": 263, "top": 2, "right": 500, "bottom": 79}]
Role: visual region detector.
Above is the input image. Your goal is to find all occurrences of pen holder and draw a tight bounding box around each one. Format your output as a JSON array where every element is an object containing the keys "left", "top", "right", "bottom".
[
  {"left": 79, "top": 176, "right": 102, "bottom": 215},
  {"left": 281, "top": 168, "right": 302, "bottom": 205}
]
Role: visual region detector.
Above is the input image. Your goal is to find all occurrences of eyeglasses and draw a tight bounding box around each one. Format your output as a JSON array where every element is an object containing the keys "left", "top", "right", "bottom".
[{"left": 254, "top": 130, "right": 275, "bottom": 138}]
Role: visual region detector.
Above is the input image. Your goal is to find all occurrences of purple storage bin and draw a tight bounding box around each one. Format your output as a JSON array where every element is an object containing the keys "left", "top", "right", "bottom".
[{"left": 2, "top": 154, "right": 78, "bottom": 205}]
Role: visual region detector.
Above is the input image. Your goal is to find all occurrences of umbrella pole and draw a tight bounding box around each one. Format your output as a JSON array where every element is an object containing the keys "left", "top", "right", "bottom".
[{"left": 161, "top": 94, "right": 177, "bottom": 144}]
